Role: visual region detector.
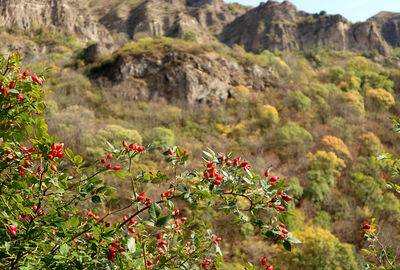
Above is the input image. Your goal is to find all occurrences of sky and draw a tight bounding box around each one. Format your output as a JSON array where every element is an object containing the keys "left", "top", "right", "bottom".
[{"left": 225, "top": 0, "right": 400, "bottom": 22}]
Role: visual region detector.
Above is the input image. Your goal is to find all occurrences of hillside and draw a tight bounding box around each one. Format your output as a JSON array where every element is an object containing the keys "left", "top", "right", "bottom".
[{"left": 0, "top": 0, "right": 400, "bottom": 268}]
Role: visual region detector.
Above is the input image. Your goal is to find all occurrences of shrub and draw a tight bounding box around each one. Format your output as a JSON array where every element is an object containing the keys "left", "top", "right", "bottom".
[
  {"left": 183, "top": 31, "right": 198, "bottom": 43},
  {"left": 357, "top": 132, "right": 383, "bottom": 156},
  {"left": 275, "top": 226, "right": 360, "bottom": 269},
  {"left": 0, "top": 53, "right": 299, "bottom": 269},
  {"left": 274, "top": 122, "right": 313, "bottom": 151},
  {"left": 349, "top": 172, "right": 383, "bottom": 205},
  {"left": 366, "top": 88, "right": 395, "bottom": 111},
  {"left": 313, "top": 211, "right": 332, "bottom": 230},
  {"left": 321, "top": 135, "right": 352, "bottom": 161},
  {"left": 259, "top": 104, "right": 279, "bottom": 128},
  {"left": 147, "top": 126, "right": 175, "bottom": 146},
  {"left": 283, "top": 90, "right": 311, "bottom": 111}
]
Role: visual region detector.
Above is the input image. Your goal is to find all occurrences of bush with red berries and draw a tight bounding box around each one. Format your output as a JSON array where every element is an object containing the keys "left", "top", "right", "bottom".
[{"left": 0, "top": 52, "right": 299, "bottom": 269}]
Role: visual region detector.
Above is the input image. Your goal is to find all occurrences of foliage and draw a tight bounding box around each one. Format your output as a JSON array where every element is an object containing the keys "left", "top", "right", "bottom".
[
  {"left": 0, "top": 53, "right": 299, "bottom": 269},
  {"left": 283, "top": 90, "right": 311, "bottom": 111},
  {"left": 147, "top": 127, "right": 175, "bottom": 146},
  {"left": 183, "top": 31, "right": 198, "bottom": 43},
  {"left": 321, "top": 135, "right": 352, "bottom": 161},
  {"left": 275, "top": 226, "right": 360, "bottom": 270},
  {"left": 259, "top": 104, "right": 279, "bottom": 128},
  {"left": 366, "top": 88, "right": 395, "bottom": 111},
  {"left": 358, "top": 132, "right": 383, "bottom": 157},
  {"left": 274, "top": 122, "right": 313, "bottom": 152}
]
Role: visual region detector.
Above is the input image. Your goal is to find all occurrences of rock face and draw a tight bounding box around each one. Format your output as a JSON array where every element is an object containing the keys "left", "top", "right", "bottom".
[
  {"left": 89, "top": 50, "right": 274, "bottom": 104},
  {"left": 369, "top": 12, "right": 400, "bottom": 47},
  {"left": 98, "top": 0, "right": 247, "bottom": 43},
  {"left": 0, "top": 0, "right": 113, "bottom": 45},
  {"left": 219, "top": 0, "right": 390, "bottom": 55}
]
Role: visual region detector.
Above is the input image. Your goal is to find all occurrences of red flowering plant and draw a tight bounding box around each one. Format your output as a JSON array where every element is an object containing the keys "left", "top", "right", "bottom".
[{"left": 0, "top": 52, "right": 299, "bottom": 269}]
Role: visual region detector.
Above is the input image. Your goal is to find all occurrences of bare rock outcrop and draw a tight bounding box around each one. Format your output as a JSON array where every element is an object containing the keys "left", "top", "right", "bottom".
[{"left": 89, "top": 50, "right": 274, "bottom": 104}]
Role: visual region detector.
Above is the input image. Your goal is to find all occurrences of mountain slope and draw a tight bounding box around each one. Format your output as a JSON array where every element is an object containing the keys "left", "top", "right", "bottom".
[{"left": 219, "top": 0, "right": 390, "bottom": 55}]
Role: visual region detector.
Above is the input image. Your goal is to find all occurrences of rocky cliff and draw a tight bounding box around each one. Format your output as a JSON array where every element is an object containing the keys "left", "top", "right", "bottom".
[
  {"left": 89, "top": 43, "right": 274, "bottom": 104},
  {"left": 0, "top": 0, "right": 399, "bottom": 57},
  {"left": 0, "top": 0, "right": 113, "bottom": 46},
  {"left": 219, "top": 0, "right": 390, "bottom": 55}
]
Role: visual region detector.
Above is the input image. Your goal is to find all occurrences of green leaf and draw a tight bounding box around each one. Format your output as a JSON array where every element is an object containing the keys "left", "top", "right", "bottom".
[
  {"left": 155, "top": 215, "right": 170, "bottom": 227},
  {"left": 287, "top": 236, "right": 301, "bottom": 244},
  {"left": 68, "top": 217, "right": 80, "bottom": 227},
  {"left": 127, "top": 238, "right": 136, "bottom": 253},
  {"left": 283, "top": 240, "right": 291, "bottom": 251},
  {"left": 60, "top": 244, "right": 70, "bottom": 256},
  {"left": 149, "top": 203, "right": 161, "bottom": 218},
  {"left": 92, "top": 195, "right": 101, "bottom": 204},
  {"left": 176, "top": 147, "right": 184, "bottom": 158},
  {"left": 178, "top": 185, "right": 187, "bottom": 193}
]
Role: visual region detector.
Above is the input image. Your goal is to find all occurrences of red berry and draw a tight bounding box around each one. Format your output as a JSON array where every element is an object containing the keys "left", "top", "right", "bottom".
[
  {"left": 157, "top": 247, "right": 165, "bottom": 254},
  {"left": 129, "top": 144, "right": 137, "bottom": 150},
  {"left": 168, "top": 148, "right": 174, "bottom": 155},
  {"left": 9, "top": 225, "right": 17, "bottom": 231},
  {"left": 282, "top": 195, "right": 292, "bottom": 202},
  {"left": 106, "top": 164, "right": 112, "bottom": 169},
  {"left": 207, "top": 162, "right": 213, "bottom": 168},
  {"left": 16, "top": 94, "right": 24, "bottom": 100},
  {"left": 156, "top": 233, "right": 163, "bottom": 239},
  {"left": 57, "top": 152, "right": 64, "bottom": 158},
  {"left": 47, "top": 154, "right": 53, "bottom": 160},
  {"left": 20, "top": 146, "right": 28, "bottom": 152},
  {"left": 24, "top": 160, "right": 31, "bottom": 167},
  {"left": 137, "top": 193, "right": 145, "bottom": 201},
  {"left": 276, "top": 205, "right": 285, "bottom": 211},
  {"left": 111, "top": 242, "right": 120, "bottom": 248},
  {"left": 270, "top": 176, "right": 279, "bottom": 183},
  {"left": 279, "top": 223, "right": 285, "bottom": 228},
  {"left": 220, "top": 155, "right": 226, "bottom": 162},
  {"left": 213, "top": 180, "right": 221, "bottom": 185},
  {"left": 147, "top": 260, "right": 153, "bottom": 266},
  {"left": 123, "top": 216, "right": 128, "bottom": 221},
  {"left": 122, "top": 141, "right": 128, "bottom": 148},
  {"left": 204, "top": 172, "right": 209, "bottom": 178},
  {"left": 226, "top": 160, "right": 232, "bottom": 166},
  {"left": 267, "top": 265, "right": 273, "bottom": 270},
  {"left": 137, "top": 146, "right": 145, "bottom": 152},
  {"left": 265, "top": 169, "right": 270, "bottom": 177},
  {"left": 363, "top": 224, "right": 371, "bottom": 230},
  {"left": 215, "top": 237, "right": 222, "bottom": 243},
  {"left": 181, "top": 217, "right": 188, "bottom": 222},
  {"left": 10, "top": 230, "right": 16, "bottom": 236},
  {"left": 107, "top": 153, "right": 113, "bottom": 159},
  {"left": 9, "top": 82, "right": 15, "bottom": 89},
  {"left": 261, "top": 257, "right": 267, "bottom": 266},
  {"left": 113, "top": 166, "right": 121, "bottom": 171},
  {"left": 128, "top": 227, "right": 135, "bottom": 233},
  {"left": 174, "top": 210, "right": 180, "bottom": 217},
  {"left": 23, "top": 70, "right": 30, "bottom": 76},
  {"left": 282, "top": 228, "right": 289, "bottom": 234},
  {"left": 31, "top": 75, "right": 42, "bottom": 85},
  {"left": 240, "top": 161, "right": 248, "bottom": 168},
  {"left": 50, "top": 165, "right": 57, "bottom": 172},
  {"left": 28, "top": 147, "right": 36, "bottom": 153}
]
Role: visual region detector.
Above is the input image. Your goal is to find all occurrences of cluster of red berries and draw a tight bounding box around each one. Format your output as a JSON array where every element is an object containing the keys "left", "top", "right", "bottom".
[
  {"left": 87, "top": 211, "right": 100, "bottom": 221},
  {"left": 123, "top": 141, "right": 145, "bottom": 152},
  {"left": 210, "top": 234, "right": 222, "bottom": 244},
  {"left": 100, "top": 153, "right": 121, "bottom": 171},
  {"left": 160, "top": 189, "right": 174, "bottom": 198},
  {"left": 8, "top": 224, "right": 17, "bottom": 236},
  {"left": 201, "top": 258, "right": 214, "bottom": 269},
  {"left": 278, "top": 223, "right": 289, "bottom": 239},
  {"left": 167, "top": 148, "right": 188, "bottom": 157},
  {"left": 361, "top": 222, "right": 372, "bottom": 238},
  {"left": 261, "top": 257, "right": 273, "bottom": 269},
  {"left": 203, "top": 162, "right": 224, "bottom": 185},
  {"left": 122, "top": 216, "right": 137, "bottom": 233},
  {"left": 0, "top": 70, "right": 42, "bottom": 99},
  {"left": 136, "top": 192, "right": 152, "bottom": 206},
  {"left": 107, "top": 242, "right": 124, "bottom": 262}
]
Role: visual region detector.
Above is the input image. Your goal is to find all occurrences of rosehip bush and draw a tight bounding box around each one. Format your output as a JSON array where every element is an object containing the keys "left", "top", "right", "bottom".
[{"left": 0, "top": 53, "right": 299, "bottom": 269}]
